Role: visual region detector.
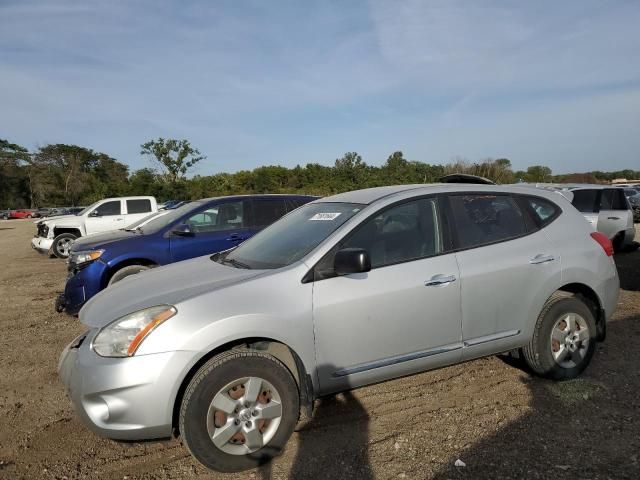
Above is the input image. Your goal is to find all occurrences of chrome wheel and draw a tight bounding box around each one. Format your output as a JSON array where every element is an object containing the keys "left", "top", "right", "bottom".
[
  {"left": 206, "top": 376, "right": 283, "bottom": 456},
  {"left": 56, "top": 238, "right": 74, "bottom": 256},
  {"left": 550, "top": 313, "right": 590, "bottom": 368}
]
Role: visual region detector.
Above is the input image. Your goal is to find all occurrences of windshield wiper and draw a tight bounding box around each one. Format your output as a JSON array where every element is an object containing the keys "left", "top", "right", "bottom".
[{"left": 222, "top": 258, "right": 251, "bottom": 269}]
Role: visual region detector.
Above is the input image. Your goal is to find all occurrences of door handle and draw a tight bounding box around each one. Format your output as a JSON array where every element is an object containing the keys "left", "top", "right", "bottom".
[
  {"left": 226, "top": 233, "right": 246, "bottom": 241},
  {"left": 607, "top": 216, "right": 620, "bottom": 220},
  {"left": 424, "top": 274, "right": 457, "bottom": 287},
  {"left": 529, "top": 254, "right": 555, "bottom": 265},
  {"left": 115, "top": 218, "right": 123, "bottom": 221}
]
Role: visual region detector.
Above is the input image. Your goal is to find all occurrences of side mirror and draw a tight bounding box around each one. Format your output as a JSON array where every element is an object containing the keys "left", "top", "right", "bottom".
[
  {"left": 334, "top": 248, "right": 371, "bottom": 275},
  {"left": 89, "top": 210, "right": 100, "bottom": 217},
  {"left": 171, "top": 224, "right": 194, "bottom": 237}
]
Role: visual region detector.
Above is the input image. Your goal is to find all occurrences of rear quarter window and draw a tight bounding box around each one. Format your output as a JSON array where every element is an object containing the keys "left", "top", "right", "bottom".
[
  {"left": 126, "top": 199, "right": 152, "bottom": 214},
  {"left": 523, "top": 196, "right": 561, "bottom": 227}
]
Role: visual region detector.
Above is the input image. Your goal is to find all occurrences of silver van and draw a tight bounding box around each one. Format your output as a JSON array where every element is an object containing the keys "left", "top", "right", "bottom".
[{"left": 59, "top": 184, "right": 619, "bottom": 472}]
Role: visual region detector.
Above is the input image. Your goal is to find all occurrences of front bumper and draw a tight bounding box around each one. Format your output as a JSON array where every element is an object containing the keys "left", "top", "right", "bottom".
[
  {"left": 31, "top": 236, "right": 53, "bottom": 254},
  {"left": 61, "top": 261, "right": 109, "bottom": 316},
  {"left": 58, "top": 331, "right": 197, "bottom": 441}
]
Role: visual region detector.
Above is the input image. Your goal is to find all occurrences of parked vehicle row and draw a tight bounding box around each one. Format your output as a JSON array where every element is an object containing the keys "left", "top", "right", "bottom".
[
  {"left": 1, "top": 206, "right": 85, "bottom": 220},
  {"left": 57, "top": 194, "right": 316, "bottom": 314},
  {"left": 56, "top": 183, "right": 619, "bottom": 473}
]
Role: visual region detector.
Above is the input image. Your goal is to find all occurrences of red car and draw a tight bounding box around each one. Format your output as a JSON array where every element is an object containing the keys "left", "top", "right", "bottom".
[{"left": 9, "top": 209, "right": 36, "bottom": 219}]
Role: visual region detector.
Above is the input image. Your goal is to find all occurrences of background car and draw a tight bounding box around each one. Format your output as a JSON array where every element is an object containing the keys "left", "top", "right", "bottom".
[
  {"left": 57, "top": 194, "right": 316, "bottom": 314},
  {"left": 33, "top": 207, "right": 53, "bottom": 218},
  {"left": 9, "top": 209, "right": 36, "bottom": 219},
  {"left": 1, "top": 209, "right": 10, "bottom": 220}
]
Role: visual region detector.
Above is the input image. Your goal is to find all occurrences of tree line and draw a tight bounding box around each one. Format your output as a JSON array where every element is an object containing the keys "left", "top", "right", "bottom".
[{"left": 1, "top": 137, "right": 639, "bottom": 208}]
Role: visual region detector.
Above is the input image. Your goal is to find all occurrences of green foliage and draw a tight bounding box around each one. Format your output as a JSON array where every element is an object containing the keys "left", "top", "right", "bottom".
[
  {"left": 2, "top": 137, "right": 639, "bottom": 208},
  {"left": 140, "top": 138, "right": 205, "bottom": 183}
]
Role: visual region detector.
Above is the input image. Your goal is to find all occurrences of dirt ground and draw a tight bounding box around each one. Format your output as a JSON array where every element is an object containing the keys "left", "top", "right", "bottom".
[{"left": 1, "top": 219, "right": 639, "bottom": 480}]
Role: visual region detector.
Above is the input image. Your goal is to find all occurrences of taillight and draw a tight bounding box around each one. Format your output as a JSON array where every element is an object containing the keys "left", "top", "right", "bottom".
[{"left": 590, "top": 232, "right": 614, "bottom": 256}]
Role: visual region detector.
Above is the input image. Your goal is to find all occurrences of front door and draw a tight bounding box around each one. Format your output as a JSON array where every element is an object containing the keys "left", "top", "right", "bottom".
[
  {"left": 170, "top": 199, "right": 252, "bottom": 262},
  {"left": 312, "top": 197, "right": 463, "bottom": 394},
  {"left": 85, "top": 200, "right": 125, "bottom": 234}
]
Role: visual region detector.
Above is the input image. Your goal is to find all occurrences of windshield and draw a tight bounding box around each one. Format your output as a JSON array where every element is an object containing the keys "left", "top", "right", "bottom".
[
  {"left": 124, "top": 211, "right": 169, "bottom": 231},
  {"left": 223, "top": 202, "right": 363, "bottom": 269},
  {"left": 135, "top": 202, "right": 203, "bottom": 234},
  {"left": 76, "top": 201, "right": 100, "bottom": 216}
]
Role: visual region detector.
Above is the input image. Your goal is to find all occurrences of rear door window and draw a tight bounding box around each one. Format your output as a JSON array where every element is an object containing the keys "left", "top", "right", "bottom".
[
  {"left": 600, "top": 189, "right": 628, "bottom": 210},
  {"left": 126, "top": 199, "right": 152, "bottom": 214},
  {"left": 571, "top": 189, "right": 599, "bottom": 213},
  {"left": 249, "top": 198, "right": 288, "bottom": 228},
  {"left": 448, "top": 194, "right": 527, "bottom": 249}
]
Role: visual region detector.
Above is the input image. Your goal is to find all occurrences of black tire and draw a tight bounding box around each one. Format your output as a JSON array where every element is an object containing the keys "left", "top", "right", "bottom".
[
  {"left": 108, "top": 264, "right": 153, "bottom": 286},
  {"left": 179, "top": 350, "right": 299, "bottom": 473},
  {"left": 522, "top": 292, "right": 597, "bottom": 380},
  {"left": 52, "top": 233, "right": 78, "bottom": 259},
  {"left": 612, "top": 231, "right": 625, "bottom": 253}
]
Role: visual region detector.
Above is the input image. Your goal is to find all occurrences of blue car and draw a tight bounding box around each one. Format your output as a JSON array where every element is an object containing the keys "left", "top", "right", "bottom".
[{"left": 57, "top": 194, "right": 316, "bottom": 315}]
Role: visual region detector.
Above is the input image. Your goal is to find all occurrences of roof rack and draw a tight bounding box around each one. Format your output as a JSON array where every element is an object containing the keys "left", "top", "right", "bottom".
[{"left": 438, "top": 174, "right": 495, "bottom": 185}]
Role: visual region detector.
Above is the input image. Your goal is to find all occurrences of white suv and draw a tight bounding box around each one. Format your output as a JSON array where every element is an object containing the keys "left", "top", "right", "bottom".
[
  {"left": 32, "top": 196, "right": 158, "bottom": 258},
  {"left": 567, "top": 186, "right": 635, "bottom": 250}
]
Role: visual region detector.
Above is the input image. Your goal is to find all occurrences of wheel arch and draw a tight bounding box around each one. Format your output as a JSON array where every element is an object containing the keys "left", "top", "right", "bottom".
[
  {"left": 103, "top": 257, "right": 159, "bottom": 287},
  {"left": 170, "top": 337, "right": 314, "bottom": 436},
  {"left": 556, "top": 282, "right": 606, "bottom": 341},
  {"left": 53, "top": 227, "right": 82, "bottom": 238}
]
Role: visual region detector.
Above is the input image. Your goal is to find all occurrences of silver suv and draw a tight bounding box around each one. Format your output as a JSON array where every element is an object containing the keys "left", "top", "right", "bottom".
[{"left": 59, "top": 184, "right": 619, "bottom": 472}]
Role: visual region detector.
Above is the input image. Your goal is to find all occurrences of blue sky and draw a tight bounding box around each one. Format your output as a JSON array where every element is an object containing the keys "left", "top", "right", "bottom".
[{"left": 1, "top": 0, "right": 640, "bottom": 175}]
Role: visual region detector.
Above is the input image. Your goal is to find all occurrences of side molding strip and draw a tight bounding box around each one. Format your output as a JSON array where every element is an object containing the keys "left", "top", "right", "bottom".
[
  {"left": 463, "top": 329, "right": 521, "bottom": 347},
  {"left": 332, "top": 343, "right": 462, "bottom": 377}
]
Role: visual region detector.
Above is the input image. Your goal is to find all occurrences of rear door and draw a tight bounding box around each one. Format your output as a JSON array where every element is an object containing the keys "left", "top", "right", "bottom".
[
  {"left": 124, "top": 199, "right": 153, "bottom": 226},
  {"left": 246, "top": 197, "right": 289, "bottom": 237},
  {"left": 598, "top": 188, "right": 632, "bottom": 240},
  {"left": 85, "top": 200, "right": 125, "bottom": 234},
  {"left": 169, "top": 199, "right": 252, "bottom": 262},
  {"left": 445, "top": 193, "right": 562, "bottom": 360},
  {"left": 570, "top": 189, "right": 600, "bottom": 230}
]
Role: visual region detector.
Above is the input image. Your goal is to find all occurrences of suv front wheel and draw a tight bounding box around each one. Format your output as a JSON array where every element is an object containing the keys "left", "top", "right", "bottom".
[
  {"left": 179, "top": 350, "right": 299, "bottom": 472},
  {"left": 52, "top": 233, "right": 78, "bottom": 259},
  {"left": 523, "top": 292, "right": 597, "bottom": 380}
]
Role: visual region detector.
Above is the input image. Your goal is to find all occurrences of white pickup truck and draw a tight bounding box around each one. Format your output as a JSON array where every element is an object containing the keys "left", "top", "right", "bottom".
[{"left": 32, "top": 196, "right": 158, "bottom": 258}]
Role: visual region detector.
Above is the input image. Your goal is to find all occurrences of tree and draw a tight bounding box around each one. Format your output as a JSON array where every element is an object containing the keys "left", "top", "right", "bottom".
[
  {"left": 0, "top": 139, "right": 31, "bottom": 207},
  {"left": 526, "top": 165, "right": 552, "bottom": 183},
  {"left": 333, "top": 152, "right": 368, "bottom": 192},
  {"left": 140, "top": 138, "right": 206, "bottom": 183}
]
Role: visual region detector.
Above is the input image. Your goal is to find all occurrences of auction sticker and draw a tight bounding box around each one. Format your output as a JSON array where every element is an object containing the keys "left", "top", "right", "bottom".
[{"left": 309, "top": 212, "right": 342, "bottom": 221}]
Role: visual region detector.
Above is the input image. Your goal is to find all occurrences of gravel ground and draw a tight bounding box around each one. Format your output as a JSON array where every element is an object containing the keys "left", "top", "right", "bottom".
[{"left": 1, "top": 220, "right": 639, "bottom": 480}]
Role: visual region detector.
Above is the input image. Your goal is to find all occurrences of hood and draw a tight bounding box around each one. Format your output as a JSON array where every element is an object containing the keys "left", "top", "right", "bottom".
[
  {"left": 73, "top": 229, "right": 138, "bottom": 250},
  {"left": 44, "top": 215, "right": 80, "bottom": 227},
  {"left": 79, "top": 256, "right": 265, "bottom": 328}
]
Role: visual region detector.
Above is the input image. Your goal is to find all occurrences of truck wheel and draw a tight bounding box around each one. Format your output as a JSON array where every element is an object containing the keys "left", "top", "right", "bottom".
[
  {"left": 108, "top": 265, "right": 153, "bottom": 286},
  {"left": 522, "top": 292, "right": 596, "bottom": 380},
  {"left": 52, "top": 233, "right": 77, "bottom": 259},
  {"left": 179, "top": 350, "right": 299, "bottom": 472}
]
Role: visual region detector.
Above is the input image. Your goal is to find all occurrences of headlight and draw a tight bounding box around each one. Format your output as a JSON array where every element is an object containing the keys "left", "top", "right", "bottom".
[
  {"left": 71, "top": 249, "right": 104, "bottom": 265},
  {"left": 92, "top": 305, "right": 177, "bottom": 357}
]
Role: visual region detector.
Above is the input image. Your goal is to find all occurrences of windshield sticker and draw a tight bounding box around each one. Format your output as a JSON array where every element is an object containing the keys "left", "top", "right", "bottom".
[{"left": 309, "top": 212, "right": 342, "bottom": 221}]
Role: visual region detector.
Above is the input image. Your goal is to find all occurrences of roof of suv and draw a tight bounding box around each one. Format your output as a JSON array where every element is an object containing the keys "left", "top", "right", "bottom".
[{"left": 320, "top": 183, "right": 553, "bottom": 205}]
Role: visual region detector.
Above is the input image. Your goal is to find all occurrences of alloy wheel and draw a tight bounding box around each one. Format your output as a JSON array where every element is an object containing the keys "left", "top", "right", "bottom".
[{"left": 550, "top": 313, "right": 590, "bottom": 368}]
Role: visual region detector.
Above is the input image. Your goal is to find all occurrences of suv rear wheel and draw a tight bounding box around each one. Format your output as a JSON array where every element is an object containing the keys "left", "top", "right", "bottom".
[
  {"left": 179, "top": 350, "right": 299, "bottom": 472},
  {"left": 522, "top": 292, "right": 597, "bottom": 380}
]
